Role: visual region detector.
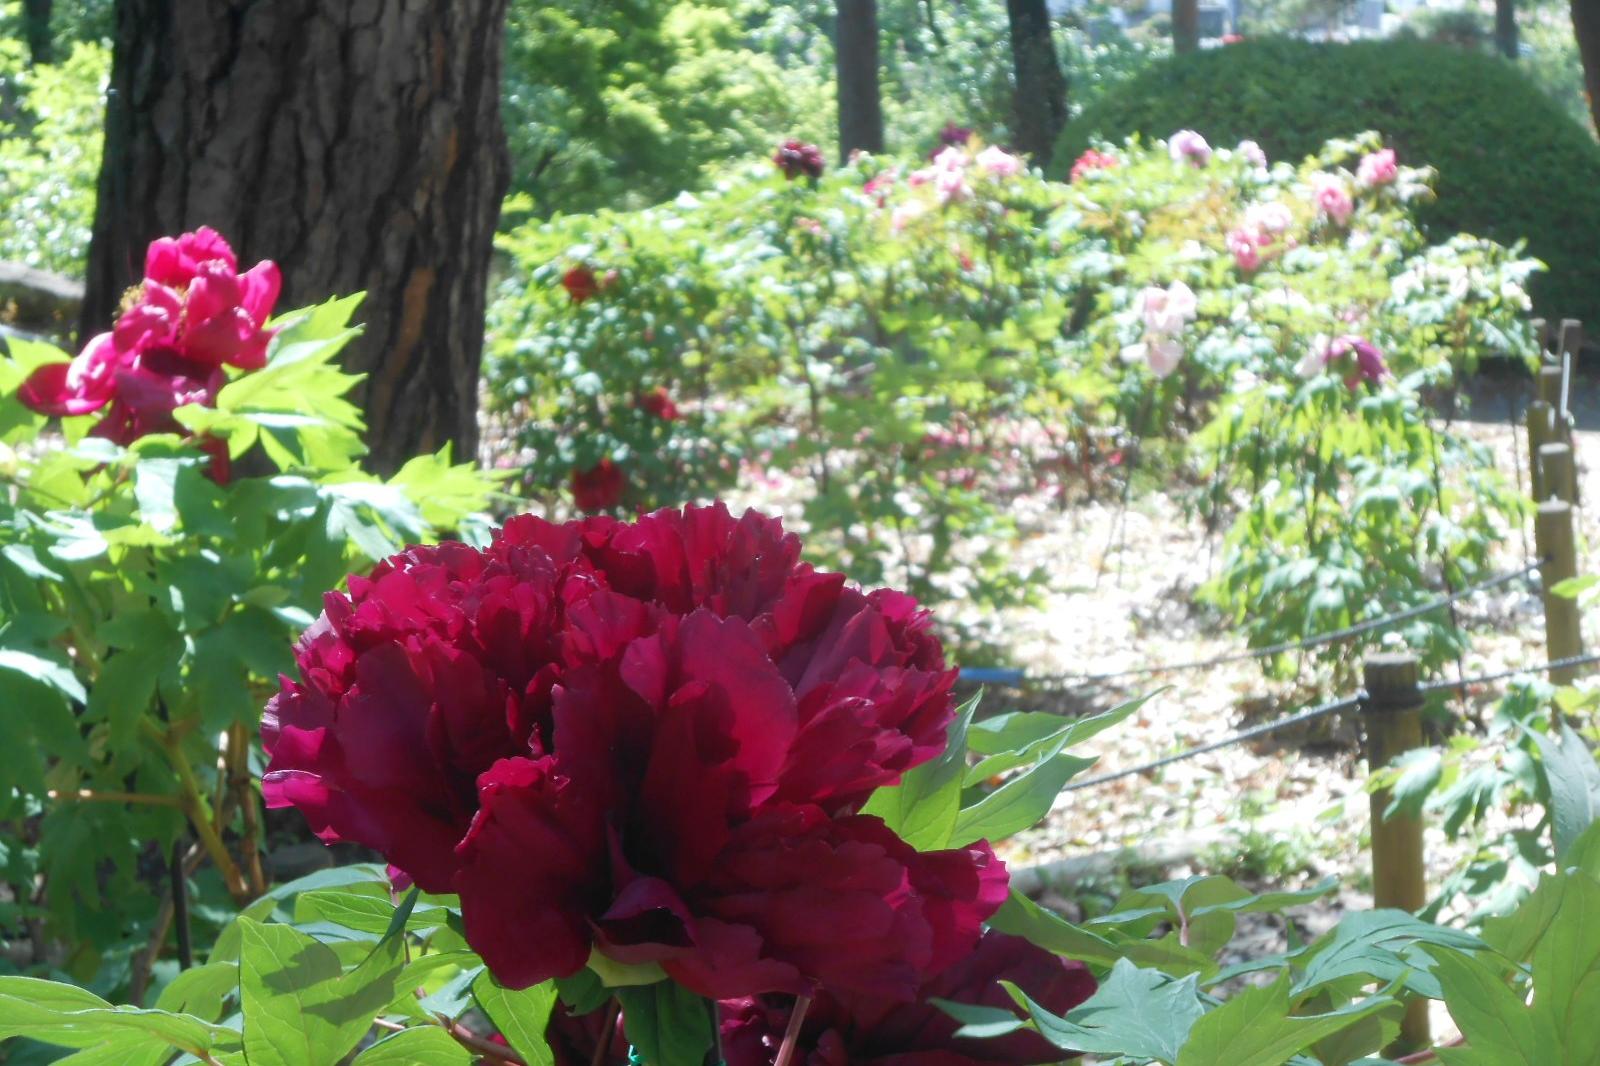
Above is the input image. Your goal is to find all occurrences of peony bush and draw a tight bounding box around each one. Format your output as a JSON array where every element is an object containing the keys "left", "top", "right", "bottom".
[
  {"left": 489, "top": 131, "right": 1535, "bottom": 672},
  {"left": 0, "top": 228, "right": 494, "bottom": 961}
]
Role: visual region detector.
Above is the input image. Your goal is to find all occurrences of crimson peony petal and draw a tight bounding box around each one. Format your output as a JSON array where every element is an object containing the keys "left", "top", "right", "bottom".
[{"left": 454, "top": 757, "right": 609, "bottom": 988}]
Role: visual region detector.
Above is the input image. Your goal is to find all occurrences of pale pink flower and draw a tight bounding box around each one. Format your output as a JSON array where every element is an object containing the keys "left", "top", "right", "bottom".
[
  {"left": 1227, "top": 228, "right": 1262, "bottom": 272},
  {"left": 1245, "top": 201, "right": 1294, "bottom": 237},
  {"left": 1140, "top": 281, "right": 1197, "bottom": 335},
  {"left": 1314, "top": 176, "right": 1354, "bottom": 226},
  {"left": 891, "top": 202, "right": 926, "bottom": 231},
  {"left": 935, "top": 167, "right": 971, "bottom": 205},
  {"left": 931, "top": 145, "right": 969, "bottom": 171},
  {"left": 1357, "top": 148, "right": 1398, "bottom": 187},
  {"left": 1168, "top": 130, "right": 1212, "bottom": 168},
  {"left": 975, "top": 145, "right": 1024, "bottom": 178},
  {"left": 1236, "top": 140, "right": 1268, "bottom": 168},
  {"left": 1122, "top": 337, "right": 1185, "bottom": 378}
]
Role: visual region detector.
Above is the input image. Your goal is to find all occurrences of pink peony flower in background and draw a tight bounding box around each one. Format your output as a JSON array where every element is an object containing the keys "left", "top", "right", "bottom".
[
  {"left": 1236, "top": 140, "right": 1268, "bottom": 168},
  {"left": 1299, "top": 334, "right": 1388, "bottom": 387},
  {"left": 1227, "top": 228, "right": 1263, "bottom": 272},
  {"left": 1245, "top": 200, "right": 1295, "bottom": 236},
  {"left": 1357, "top": 148, "right": 1398, "bottom": 187},
  {"left": 1122, "top": 281, "right": 1196, "bottom": 379},
  {"left": 891, "top": 202, "right": 926, "bottom": 232},
  {"left": 864, "top": 171, "right": 897, "bottom": 206},
  {"left": 1168, "top": 129, "right": 1212, "bottom": 167},
  {"left": 1138, "top": 281, "right": 1197, "bottom": 336},
  {"left": 1069, "top": 148, "right": 1118, "bottom": 183},
  {"left": 975, "top": 145, "right": 1024, "bottom": 178},
  {"left": 935, "top": 166, "right": 971, "bottom": 205},
  {"left": 1313, "top": 176, "right": 1354, "bottom": 225},
  {"left": 774, "top": 140, "right": 826, "bottom": 180}
]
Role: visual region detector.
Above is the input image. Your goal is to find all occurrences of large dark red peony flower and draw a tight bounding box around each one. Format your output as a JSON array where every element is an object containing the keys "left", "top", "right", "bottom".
[
  {"left": 719, "top": 930, "right": 1096, "bottom": 1066},
  {"left": 263, "top": 504, "right": 990, "bottom": 999},
  {"left": 773, "top": 140, "right": 826, "bottom": 181},
  {"left": 18, "top": 227, "right": 279, "bottom": 472},
  {"left": 571, "top": 458, "right": 627, "bottom": 512}
]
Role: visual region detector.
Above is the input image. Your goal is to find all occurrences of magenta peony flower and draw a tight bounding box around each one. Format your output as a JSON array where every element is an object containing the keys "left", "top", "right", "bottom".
[
  {"left": 1227, "top": 228, "right": 1262, "bottom": 272},
  {"left": 1298, "top": 334, "right": 1388, "bottom": 387},
  {"left": 1068, "top": 149, "right": 1118, "bottom": 183},
  {"left": 1168, "top": 130, "right": 1212, "bottom": 168},
  {"left": 1313, "top": 176, "right": 1354, "bottom": 226},
  {"left": 935, "top": 122, "right": 975, "bottom": 151},
  {"left": 1236, "top": 140, "right": 1268, "bottom": 169},
  {"left": 18, "top": 227, "right": 278, "bottom": 468},
  {"left": 1357, "top": 148, "right": 1398, "bottom": 187},
  {"left": 263, "top": 504, "right": 995, "bottom": 999},
  {"left": 774, "top": 141, "right": 826, "bottom": 181},
  {"left": 571, "top": 458, "right": 626, "bottom": 511},
  {"left": 718, "top": 930, "right": 1096, "bottom": 1065}
]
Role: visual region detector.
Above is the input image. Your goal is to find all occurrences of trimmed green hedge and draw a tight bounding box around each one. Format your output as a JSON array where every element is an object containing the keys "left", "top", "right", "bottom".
[{"left": 1055, "top": 38, "right": 1600, "bottom": 326}]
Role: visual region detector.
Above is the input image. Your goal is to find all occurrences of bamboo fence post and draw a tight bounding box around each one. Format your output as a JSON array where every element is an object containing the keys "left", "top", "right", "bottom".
[
  {"left": 1536, "top": 500, "right": 1584, "bottom": 686},
  {"left": 1362, "top": 654, "right": 1430, "bottom": 1051},
  {"left": 1558, "top": 318, "right": 1583, "bottom": 364}
]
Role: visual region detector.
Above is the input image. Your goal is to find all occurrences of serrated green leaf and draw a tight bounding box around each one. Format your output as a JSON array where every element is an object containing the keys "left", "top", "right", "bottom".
[
  {"left": 238, "top": 919, "right": 403, "bottom": 1066},
  {"left": 472, "top": 973, "right": 556, "bottom": 1066},
  {"left": 988, "top": 889, "right": 1123, "bottom": 968},
  {"left": 1014, "top": 958, "right": 1205, "bottom": 1063},
  {"left": 1525, "top": 724, "right": 1600, "bottom": 861},
  {"left": 1175, "top": 975, "right": 1399, "bottom": 1066}
]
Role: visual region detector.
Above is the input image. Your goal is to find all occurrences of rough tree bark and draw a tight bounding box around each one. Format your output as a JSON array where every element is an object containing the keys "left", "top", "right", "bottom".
[
  {"left": 22, "top": 0, "right": 52, "bottom": 64},
  {"left": 1496, "top": 0, "right": 1518, "bottom": 58},
  {"left": 81, "top": 1, "right": 510, "bottom": 472},
  {"left": 835, "top": 0, "right": 885, "bottom": 158},
  {"left": 1005, "top": 0, "right": 1068, "bottom": 168},
  {"left": 1173, "top": 0, "right": 1199, "bottom": 53},
  {"left": 1576, "top": 0, "right": 1600, "bottom": 134}
]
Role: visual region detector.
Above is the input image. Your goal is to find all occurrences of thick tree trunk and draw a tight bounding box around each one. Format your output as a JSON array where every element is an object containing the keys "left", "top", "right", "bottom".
[
  {"left": 1173, "top": 0, "right": 1200, "bottom": 52},
  {"left": 835, "top": 0, "right": 884, "bottom": 158},
  {"left": 1576, "top": 0, "right": 1600, "bottom": 134},
  {"left": 1496, "top": 0, "right": 1518, "bottom": 57},
  {"left": 82, "top": 1, "right": 510, "bottom": 473},
  {"left": 22, "top": 0, "right": 52, "bottom": 64},
  {"left": 1005, "top": 0, "right": 1068, "bottom": 167}
]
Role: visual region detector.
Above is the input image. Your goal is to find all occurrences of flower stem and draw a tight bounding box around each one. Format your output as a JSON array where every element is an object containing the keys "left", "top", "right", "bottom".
[
  {"left": 592, "top": 999, "right": 621, "bottom": 1066},
  {"left": 140, "top": 718, "right": 251, "bottom": 903},
  {"left": 773, "top": 995, "right": 812, "bottom": 1066}
]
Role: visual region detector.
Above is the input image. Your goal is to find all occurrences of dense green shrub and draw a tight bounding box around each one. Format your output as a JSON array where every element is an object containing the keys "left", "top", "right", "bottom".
[{"left": 1054, "top": 37, "right": 1600, "bottom": 325}]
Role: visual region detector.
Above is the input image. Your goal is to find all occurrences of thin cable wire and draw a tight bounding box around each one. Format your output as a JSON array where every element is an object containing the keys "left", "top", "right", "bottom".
[
  {"left": 1029, "top": 559, "right": 1545, "bottom": 689},
  {"left": 1419, "top": 651, "right": 1600, "bottom": 694},
  {"left": 1062, "top": 691, "right": 1368, "bottom": 793}
]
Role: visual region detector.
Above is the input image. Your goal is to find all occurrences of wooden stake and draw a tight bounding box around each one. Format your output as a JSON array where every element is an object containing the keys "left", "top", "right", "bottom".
[
  {"left": 1531, "top": 317, "right": 1550, "bottom": 359},
  {"left": 1558, "top": 318, "right": 1584, "bottom": 363},
  {"left": 1363, "top": 654, "right": 1430, "bottom": 1051},
  {"left": 1536, "top": 500, "right": 1584, "bottom": 685},
  {"left": 1526, "top": 400, "right": 1556, "bottom": 501},
  {"left": 1539, "top": 442, "right": 1576, "bottom": 505}
]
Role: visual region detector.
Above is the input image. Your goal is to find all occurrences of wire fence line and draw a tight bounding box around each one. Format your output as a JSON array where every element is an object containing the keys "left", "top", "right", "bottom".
[
  {"left": 1060, "top": 651, "right": 1600, "bottom": 794},
  {"left": 961, "top": 557, "right": 1548, "bottom": 690},
  {"left": 1060, "top": 691, "right": 1368, "bottom": 793}
]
